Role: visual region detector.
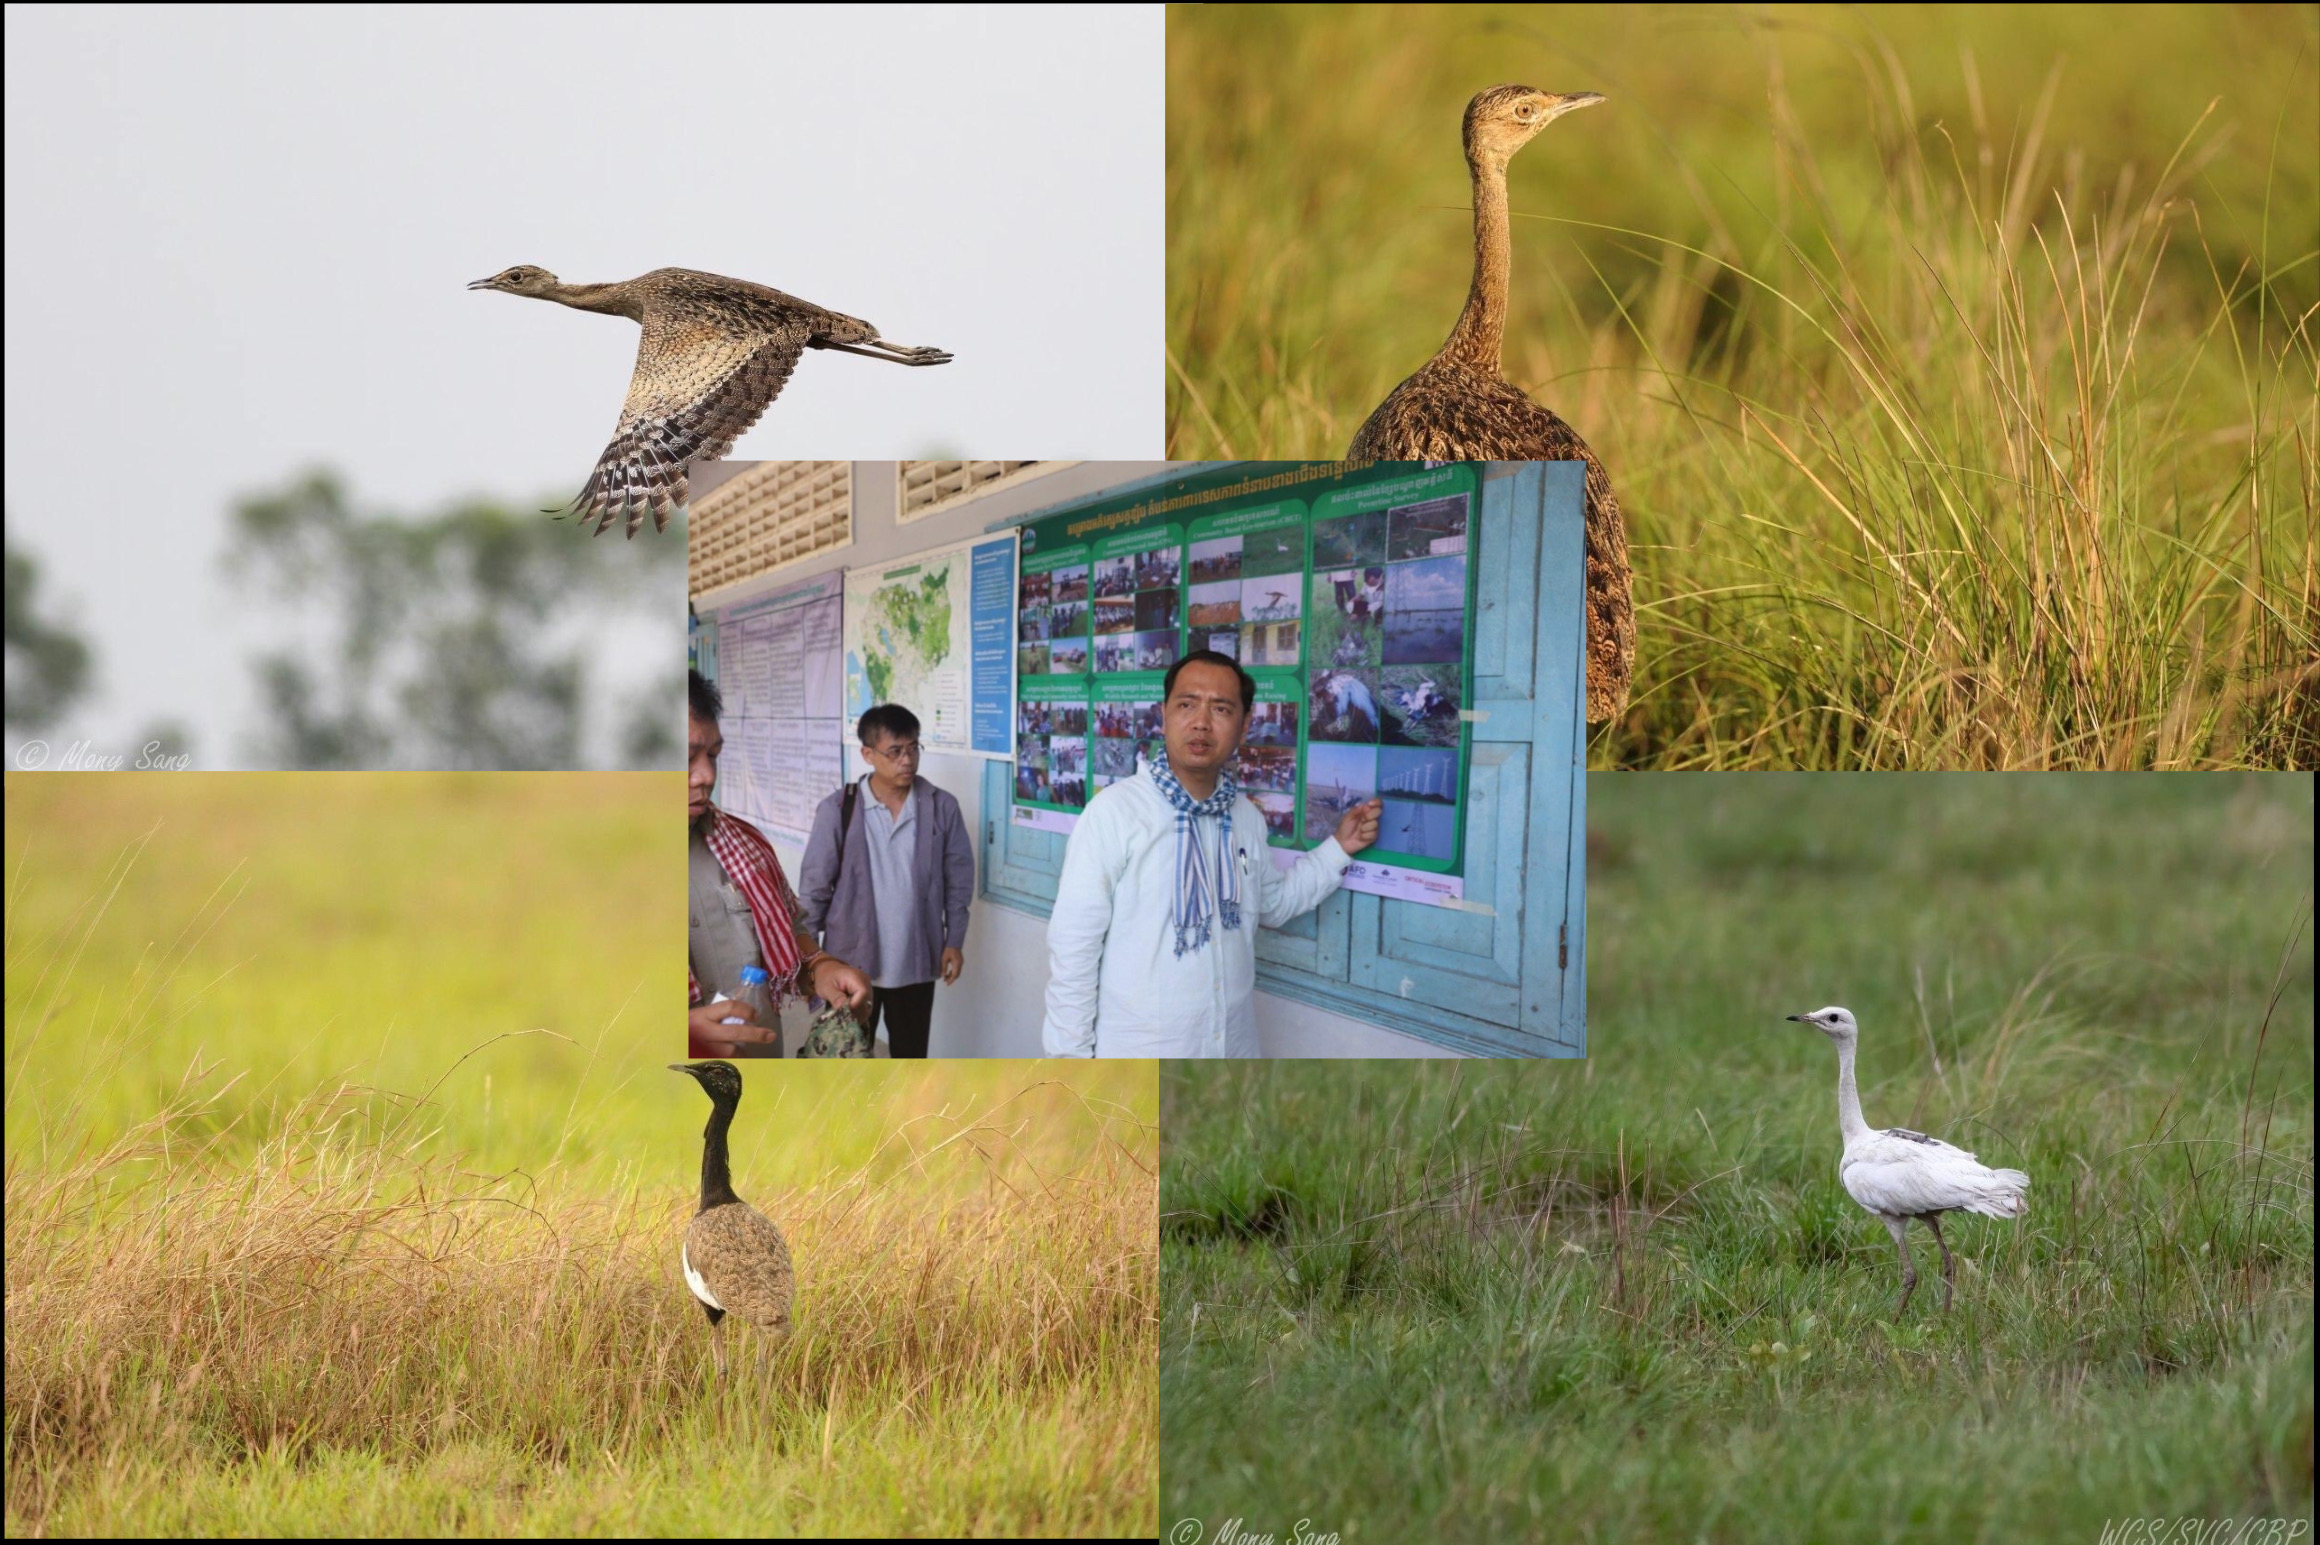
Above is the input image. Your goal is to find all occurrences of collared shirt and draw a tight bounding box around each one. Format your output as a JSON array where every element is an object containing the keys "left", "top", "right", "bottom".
[
  {"left": 1041, "top": 766, "right": 1350, "bottom": 1057},
  {"left": 859, "top": 775, "right": 928, "bottom": 989},
  {"left": 688, "top": 821, "right": 766, "bottom": 1003}
]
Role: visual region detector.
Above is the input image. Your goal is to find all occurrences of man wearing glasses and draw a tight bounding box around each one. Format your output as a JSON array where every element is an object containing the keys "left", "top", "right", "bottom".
[{"left": 798, "top": 704, "right": 975, "bottom": 1058}]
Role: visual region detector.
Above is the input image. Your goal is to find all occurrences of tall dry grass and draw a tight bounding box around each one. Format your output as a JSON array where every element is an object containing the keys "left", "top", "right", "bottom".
[
  {"left": 1167, "top": 6, "right": 2319, "bottom": 767},
  {"left": 4, "top": 1053, "right": 1156, "bottom": 1535},
  {"left": 3, "top": 775, "right": 1156, "bottom": 1535}
]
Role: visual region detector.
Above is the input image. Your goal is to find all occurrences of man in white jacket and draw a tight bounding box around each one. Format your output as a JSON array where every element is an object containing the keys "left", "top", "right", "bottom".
[{"left": 1042, "top": 650, "right": 1382, "bottom": 1057}]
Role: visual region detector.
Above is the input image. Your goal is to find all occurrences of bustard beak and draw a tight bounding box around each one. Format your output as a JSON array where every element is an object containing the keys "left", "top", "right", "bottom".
[
  {"left": 467, "top": 277, "right": 498, "bottom": 291},
  {"left": 1551, "top": 91, "right": 1607, "bottom": 118}
]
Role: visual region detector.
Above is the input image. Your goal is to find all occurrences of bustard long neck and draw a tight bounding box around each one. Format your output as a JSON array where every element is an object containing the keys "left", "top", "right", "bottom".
[
  {"left": 1439, "top": 147, "right": 1512, "bottom": 377},
  {"left": 547, "top": 281, "right": 643, "bottom": 320},
  {"left": 1832, "top": 1038, "right": 1871, "bottom": 1145},
  {"left": 698, "top": 1099, "right": 741, "bottom": 1210}
]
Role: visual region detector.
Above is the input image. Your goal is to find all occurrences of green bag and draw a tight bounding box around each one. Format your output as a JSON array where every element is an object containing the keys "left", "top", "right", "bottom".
[{"left": 798, "top": 999, "right": 872, "bottom": 1059}]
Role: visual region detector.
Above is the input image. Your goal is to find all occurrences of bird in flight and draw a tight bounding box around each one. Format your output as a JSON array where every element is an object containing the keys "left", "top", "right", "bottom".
[{"left": 470, "top": 265, "right": 952, "bottom": 537}]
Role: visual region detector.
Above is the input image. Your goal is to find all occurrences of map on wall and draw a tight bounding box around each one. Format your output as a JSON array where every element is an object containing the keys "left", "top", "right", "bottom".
[
  {"left": 843, "top": 532, "right": 1018, "bottom": 757},
  {"left": 1009, "top": 462, "right": 1481, "bottom": 909}
]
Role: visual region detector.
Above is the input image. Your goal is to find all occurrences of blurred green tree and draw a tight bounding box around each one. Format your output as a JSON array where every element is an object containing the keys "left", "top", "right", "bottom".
[
  {"left": 4, "top": 532, "right": 94, "bottom": 733},
  {"left": 224, "top": 472, "right": 683, "bottom": 769}
]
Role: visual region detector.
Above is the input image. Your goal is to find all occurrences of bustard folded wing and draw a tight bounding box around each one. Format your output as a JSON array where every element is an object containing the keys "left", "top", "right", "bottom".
[
  {"left": 1841, "top": 1127, "right": 2031, "bottom": 1219},
  {"left": 566, "top": 317, "right": 808, "bottom": 537},
  {"left": 682, "top": 1202, "right": 795, "bottom": 1331}
]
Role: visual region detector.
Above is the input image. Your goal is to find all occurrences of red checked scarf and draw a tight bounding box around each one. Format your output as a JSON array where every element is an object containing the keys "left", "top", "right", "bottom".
[{"left": 688, "top": 806, "right": 810, "bottom": 1006}]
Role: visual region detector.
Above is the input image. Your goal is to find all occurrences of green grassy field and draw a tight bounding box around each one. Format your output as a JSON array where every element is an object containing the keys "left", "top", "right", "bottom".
[
  {"left": 1162, "top": 775, "right": 2312, "bottom": 1540},
  {"left": 1168, "top": 5, "right": 2318, "bottom": 768},
  {"left": 4, "top": 774, "right": 1157, "bottom": 1537}
]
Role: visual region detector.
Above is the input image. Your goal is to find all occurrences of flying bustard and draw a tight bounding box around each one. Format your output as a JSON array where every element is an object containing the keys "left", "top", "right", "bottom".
[
  {"left": 471, "top": 266, "right": 952, "bottom": 537},
  {"left": 669, "top": 1060, "right": 794, "bottom": 1376},
  {"left": 1788, "top": 1007, "right": 2030, "bottom": 1313}
]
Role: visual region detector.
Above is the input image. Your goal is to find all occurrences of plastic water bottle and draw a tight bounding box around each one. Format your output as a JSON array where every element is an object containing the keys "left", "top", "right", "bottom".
[
  {"left": 709, "top": 965, "right": 773, "bottom": 1028},
  {"left": 729, "top": 964, "right": 772, "bottom": 1027}
]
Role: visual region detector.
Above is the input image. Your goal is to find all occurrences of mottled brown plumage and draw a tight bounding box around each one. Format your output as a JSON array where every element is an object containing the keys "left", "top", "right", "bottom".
[
  {"left": 669, "top": 1060, "right": 795, "bottom": 1378},
  {"left": 1346, "top": 87, "right": 1635, "bottom": 722},
  {"left": 472, "top": 266, "right": 952, "bottom": 538}
]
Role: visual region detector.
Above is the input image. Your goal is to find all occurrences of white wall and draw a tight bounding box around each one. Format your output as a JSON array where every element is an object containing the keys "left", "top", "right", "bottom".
[{"left": 692, "top": 462, "right": 1463, "bottom": 1059}]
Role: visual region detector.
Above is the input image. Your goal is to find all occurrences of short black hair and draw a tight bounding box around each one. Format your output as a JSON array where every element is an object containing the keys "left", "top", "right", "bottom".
[
  {"left": 1164, "top": 649, "right": 1255, "bottom": 714},
  {"left": 688, "top": 668, "right": 722, "bottom": 724},
  {"left": 857, "top": 703, "right": 921, "bottom": 745}
]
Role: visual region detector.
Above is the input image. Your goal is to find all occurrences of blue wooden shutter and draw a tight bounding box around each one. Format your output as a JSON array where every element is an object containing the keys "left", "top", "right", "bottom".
[{"left": 979, "top": 769, "right": 1069, "bottom": 916}]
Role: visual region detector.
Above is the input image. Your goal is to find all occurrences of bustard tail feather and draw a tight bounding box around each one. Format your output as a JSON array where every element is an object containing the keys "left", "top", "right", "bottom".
[{"left": 1962, "top": 1168, "right": 2031, "bottom": 1218}]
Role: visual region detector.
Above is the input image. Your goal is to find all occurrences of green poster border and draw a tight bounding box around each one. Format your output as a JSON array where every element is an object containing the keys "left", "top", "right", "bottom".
[
  {"left": 1011, "top": 463, "right": 1482, "bottom": 875},
  {"left": 1012, "top": 674, "right": 1090, "bottom": 813},
  {"left": 1304, "top": 464, "right": 1478, "bottom": 872},
  {"left": 1182, "top": 500, "right": 1310, "bottom": 847}
]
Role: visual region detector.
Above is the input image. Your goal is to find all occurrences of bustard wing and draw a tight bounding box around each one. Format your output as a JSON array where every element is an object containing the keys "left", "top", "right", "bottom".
[
  {"left": 649, "top": 266, "right": 879, "bottom": 346},
  {"left": 565, "top": 316, "right": 807, "bottom": 538},
  {"left": 1841, "top": 1128, "right": 2031, "bottom": 1219},
  {"left": 681, "top": 1202, "right": 795, "bottom": 1332}
]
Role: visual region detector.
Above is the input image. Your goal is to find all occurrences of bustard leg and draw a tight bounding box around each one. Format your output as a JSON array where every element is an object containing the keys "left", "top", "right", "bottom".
[
  {"left": 1925, "top": 1214, "right": 1957, "bottom": 1313},
  {"left": 811, "top": 339, "right": 954, "bottom": 366},
  {"left": 1881, "top": 1214, "right": 1917, "bottom": 1315}
]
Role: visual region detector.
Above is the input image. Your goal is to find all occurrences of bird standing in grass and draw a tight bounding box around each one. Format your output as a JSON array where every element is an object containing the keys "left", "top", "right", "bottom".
[
  {"left": 1787, "top": 1006, "right": 2030, "bottom": 1313},
  {"left": 668, "top": 1059, "right": 794, "bottom": 1376},
  {"left": 470, "top": 265, "right": 953, "bottom": 537},
  {"left": 1345, "top": 87, "right": 1634, "bottom": 722}
]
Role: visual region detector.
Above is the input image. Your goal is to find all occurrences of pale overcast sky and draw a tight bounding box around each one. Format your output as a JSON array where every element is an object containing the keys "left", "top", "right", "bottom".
[{"left": 3, "top": 4, "right": 1161, "bottom": 764}]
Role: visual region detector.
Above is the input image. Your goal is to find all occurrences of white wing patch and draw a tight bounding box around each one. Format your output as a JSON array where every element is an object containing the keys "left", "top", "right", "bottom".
[{"left": 681, "top": 1240, "right": 724, "bottom": 1311}]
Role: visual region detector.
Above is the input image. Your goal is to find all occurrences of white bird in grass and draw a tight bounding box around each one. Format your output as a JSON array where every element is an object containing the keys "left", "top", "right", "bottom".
[{"left": 1787, "top": 1006, "right": 2030, "bottom": 1313}]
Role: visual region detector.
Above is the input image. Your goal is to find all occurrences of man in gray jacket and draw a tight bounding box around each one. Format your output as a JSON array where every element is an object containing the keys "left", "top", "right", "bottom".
[{"left": 797, "top": 704, "right": 974, "bottom": 1057}]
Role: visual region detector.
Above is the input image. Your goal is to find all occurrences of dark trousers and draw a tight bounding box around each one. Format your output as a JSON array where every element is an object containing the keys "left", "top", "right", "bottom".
[{"left": 867, "top": 981, "right": 937, "bottom": 1058}]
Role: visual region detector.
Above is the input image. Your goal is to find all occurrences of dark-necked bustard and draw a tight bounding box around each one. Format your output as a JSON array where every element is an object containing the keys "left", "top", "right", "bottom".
[
  {"left": 471, "top": 266, "right": 952, "bottom": 537},
  {"left": 1346, "top": 88, "right": 1635, "bottom": 722},
  {"left": 668, "top": 1060, "right": 794, "bottom": 1376}
]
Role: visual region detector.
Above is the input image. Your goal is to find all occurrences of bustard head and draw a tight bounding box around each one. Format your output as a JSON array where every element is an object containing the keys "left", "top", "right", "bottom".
[
  {"left": 468, "top": 265, "right": 560, "bottom": 297},
  {"left": 669, "top": 1059, "right": 743, "bottom": 1105},
  {"left": 1462, "top": 86, "right": 1605, "bottom": 169},
  {"left": 1786, "top": 1006, "right": 1859, "bottom": 1043}
]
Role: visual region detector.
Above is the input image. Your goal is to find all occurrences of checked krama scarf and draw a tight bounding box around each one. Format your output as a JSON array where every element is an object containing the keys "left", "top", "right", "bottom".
[
  {"left": 689, "top": 805, "right": 808, "bottom": 1007},
  {"left": 1149, "top": 753, "right": 1244, "bottom": 958}
]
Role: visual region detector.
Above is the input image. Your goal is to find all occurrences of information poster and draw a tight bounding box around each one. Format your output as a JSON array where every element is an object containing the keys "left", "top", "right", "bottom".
[
  {"left": 707, "top": 570, "right": 846, "bottom": 847},
  {"left": 1008, "top": 462, "right": 1480, "bottom": 907},
  {"left": 844, "top": 531, "right": 1019, "bottom": 757},
  {"left": 688, "top": 606, "right": 716, "bottom": 679}
]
